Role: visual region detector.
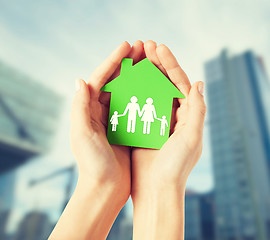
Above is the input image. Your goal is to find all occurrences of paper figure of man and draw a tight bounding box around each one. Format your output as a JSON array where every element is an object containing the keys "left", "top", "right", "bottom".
[{"left": 122, "top": 96, "right": 141, "bottom": 133}]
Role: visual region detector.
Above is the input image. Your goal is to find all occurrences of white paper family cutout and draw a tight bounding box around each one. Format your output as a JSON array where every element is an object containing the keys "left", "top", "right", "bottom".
[
  {"left": 101, "top": 58, "right": 185, "bottom": 149},
  {"left": 110, "top": 96, "right": 168, "bottom": 136}
]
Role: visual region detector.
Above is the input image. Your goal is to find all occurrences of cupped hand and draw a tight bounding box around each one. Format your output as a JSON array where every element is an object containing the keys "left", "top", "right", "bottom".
[
  {"left": 70, "top": 41, "right": 144, "bottom": 205},
  {"left": 131, "top": 41, "right": 207, "bottom": 197}
]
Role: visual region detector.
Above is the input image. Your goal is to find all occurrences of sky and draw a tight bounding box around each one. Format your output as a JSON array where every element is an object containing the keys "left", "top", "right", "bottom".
[{"left": 0, "top": 0, "right": 270, "bottom": 231}]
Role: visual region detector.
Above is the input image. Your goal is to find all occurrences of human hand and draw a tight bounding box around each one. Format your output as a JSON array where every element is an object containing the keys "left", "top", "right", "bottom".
[
  {"left": 131, "top": 40, "right": 206, "bottom": 198},
  {"left": 50, "top": 41, "right": 145, "bottom": 240},
  {"left": 131, "top": 41, "right": 206, "bottom": 240},
  {"left": 70, "top": 40, "right": 144, "bottom": 204}
]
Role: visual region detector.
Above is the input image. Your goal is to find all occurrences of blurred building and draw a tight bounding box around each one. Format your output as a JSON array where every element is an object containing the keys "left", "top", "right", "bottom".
[
  {"left": 0, "top": 61, "right": 62, "bottom": 239},
  {"left": 0, "top": 61, "right": 62, "bottom": 173},
  {"left": 205, "top": 50, "right": 270, "bottom": 240},
  {"left": 0, "top": 171, "right": 16, "bottom": 239},
  {"left": 14, "top": 211, "right": 53, "bottom": 240},
  {"left": 200, "top": 191, "right": 215, "bottom": 240},
  {"left": 185, "top": 191, "right": 202, "bottom": 240},
  {"left": 185, "top": 190, "right": 215, "bottom": 240},
  {"left": 107, "top": 206, "right": 133, "bottom": 240}
]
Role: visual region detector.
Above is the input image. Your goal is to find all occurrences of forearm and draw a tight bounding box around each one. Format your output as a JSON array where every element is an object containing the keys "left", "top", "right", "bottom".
[
  {"left": 49, "top": 176, "right": 124, "bottom": 240},
  {"left": 132, "top": 185, "right": 186, "bottom": 240}
]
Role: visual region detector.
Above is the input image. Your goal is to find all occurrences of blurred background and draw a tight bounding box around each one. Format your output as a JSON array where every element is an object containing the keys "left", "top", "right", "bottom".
[{"left": 0, "top": 0, "right": 269, "bottom": 239}]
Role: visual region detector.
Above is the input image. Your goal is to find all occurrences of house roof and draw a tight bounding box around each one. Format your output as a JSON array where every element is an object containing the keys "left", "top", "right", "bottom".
[{"left": 101, "top": 58, "right": 185, "bottom": 99}]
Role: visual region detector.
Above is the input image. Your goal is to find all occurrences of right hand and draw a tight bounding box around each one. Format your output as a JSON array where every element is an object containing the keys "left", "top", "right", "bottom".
[{"left": 70, "top": 41, "right": 144, "bottom": 205}]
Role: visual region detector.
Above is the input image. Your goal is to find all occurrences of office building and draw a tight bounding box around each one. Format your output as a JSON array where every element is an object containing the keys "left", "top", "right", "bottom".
[
  {"left": 0, "top": 171, "right": 16, "bottom": 238},
  {"left": 0, "top": 60, "right": 62, "bottom": 239},
  {"left": 107, "top": 206, "right": 133, "bottom": 240},
  {"left": 185, "top": 190, "right": 202, "bottom": 240},
  {"left": 205, "top": 50, "right": 270, "bottom": 240},
  {"left": 14, "top": 211, "right": 53, "bottom": 240},
  {"left": 185, "top": 190, "right": 215, "bottom": 240},
  {"left": 0, "top": 61, "right": 62, "bottom": 173}
]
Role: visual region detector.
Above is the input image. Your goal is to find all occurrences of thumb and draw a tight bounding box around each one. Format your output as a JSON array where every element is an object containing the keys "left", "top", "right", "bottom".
[
  {"left": 70, "top": 79, "right": 92, "bottom": 136},
  {"left": 187, "top": 81, "right": 207, "bottom": 134}
]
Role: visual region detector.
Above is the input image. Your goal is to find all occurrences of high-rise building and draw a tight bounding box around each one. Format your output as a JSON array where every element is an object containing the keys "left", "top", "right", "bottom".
[
  {"left": 200, "top": 191, "right": 215, "bottom": 240},
  {"left": 14, "top": 211, "right": 53, "bottom": 240},
  {"left": 0, "top": 61, "right": 62, "bottom": 173},
  {"left": 205, "top": 50, "right": 270, "bottom": 240},
  {"left": 0, "top": 60, "right": 62, "bottom": 239},
  {"left": 107, "top": 206, "right": 133, "bottom": 240},
  {"left": 0, "top": 171, "right": 16, "bottom": 238},
  {"left": 185, "top": 190, "right": 202, "bottom": 240},
  {"left": 185, "top": 190, "right": 215, "bottom": 240}
]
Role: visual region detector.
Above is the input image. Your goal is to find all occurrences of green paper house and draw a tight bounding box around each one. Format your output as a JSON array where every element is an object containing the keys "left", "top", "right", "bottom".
[{"left": 101, "top": 58, "right": 185, "bottom": 149}]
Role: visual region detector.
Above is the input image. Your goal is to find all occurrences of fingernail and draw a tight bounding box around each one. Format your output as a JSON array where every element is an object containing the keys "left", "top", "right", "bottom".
[
  {"left": 198, "top": 82, "right": 205, "bottom": 96},
  {"left": 75, "top": 79, "right": 81, "bottom": 92},
  {"left": 118, "top": 41, "right": 128, "bottom": 49}
]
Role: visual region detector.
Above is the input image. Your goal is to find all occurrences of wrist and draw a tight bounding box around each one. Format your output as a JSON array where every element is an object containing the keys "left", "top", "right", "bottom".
[
  {"left": 51, "top": 170, "right": 127, "bottom": 240},
  {"left": 132, "top": 184, "right": 186, "bottom": 240},
  {"left": 76, "top": 173, "right": 129, "bottom": 208},
  {"left": 132, "top": 183, "right": 185, "bottom": 205},
  {"left": 131, "top": 176, "right": 187, "bottom": 202}
]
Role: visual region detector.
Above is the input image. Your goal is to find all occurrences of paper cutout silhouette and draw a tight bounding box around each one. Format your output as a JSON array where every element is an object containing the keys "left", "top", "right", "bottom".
[
  {"left": 101, "top": 58, "right": 185, "bottom": 149},
  {"left": 157, "top": 116, "right": 168, "bottom": 136},
  {"left": 140, "top": 98, "right": 157, "bottom": 135},
  {"left": 111, "top": 96, "right": 164, "bottom": 136},
  {"left": 122, "top": 96, "right": 140, "bottom": 133},
  {"left": 110, "top": 111, "right": 121, "bottom": 132}
]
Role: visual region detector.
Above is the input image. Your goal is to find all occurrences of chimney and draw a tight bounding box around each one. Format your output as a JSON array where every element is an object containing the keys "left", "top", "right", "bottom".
[{"left": 120, "top": 58, "right": 133, "bottom": 75}]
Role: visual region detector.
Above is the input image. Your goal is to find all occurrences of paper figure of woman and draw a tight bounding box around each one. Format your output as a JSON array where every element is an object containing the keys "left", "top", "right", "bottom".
[{"left": 140, "top": 98, "right": 157, "bottom": 135}]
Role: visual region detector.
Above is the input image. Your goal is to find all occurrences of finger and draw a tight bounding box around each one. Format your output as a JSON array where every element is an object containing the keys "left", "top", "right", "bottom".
[
  {"left": 140, "top": 49, "right": 146, "bottom": 59},
  {"left": 156, "top": 44, "right": 191, "bottom": 97},
  {"left": 70, "top": 79, "right": 92, "bottom": 134},
  {"left": 144, "top": 40, "right": 167, "bottom": 75},
  {"left": 89, "top": 41, "right": 131, "bottom": 97},
  {"left": 169, "top": 99, "right": 180, "bottom": 135},
  {"left": 100, "top": 40, "right": 144, "bottom": 106},
  {"left": 174, "top": 100, "right": 188, "bottom": 131},
  {"left": 128, "top": 40, "right": 144, "bottom": 64},
  {"left": 98, "top": 91, "right": 111, "bottom": 107},
  {"left": 109, "top": 40, "right": 144, "bottom": 81},
  {"left": 186, "top": 81, "right": 206, "bottom": 134},
  {"left": 100, "top": 103, "right": 109, "bottom": 128}
]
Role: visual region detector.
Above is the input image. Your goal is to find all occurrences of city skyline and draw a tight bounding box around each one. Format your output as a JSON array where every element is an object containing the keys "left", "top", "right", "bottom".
[
  {"left": 0, "top": 0, "right": 270, "bottom": 237},
  {"left": 0, "top": 0, "right": 268, "bottom": 193}
]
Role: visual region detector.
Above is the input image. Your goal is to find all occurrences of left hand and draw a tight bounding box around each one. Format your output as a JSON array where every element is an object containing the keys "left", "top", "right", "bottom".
[{"left": 131, "top": 41, "right": 207, "bottom": 198}]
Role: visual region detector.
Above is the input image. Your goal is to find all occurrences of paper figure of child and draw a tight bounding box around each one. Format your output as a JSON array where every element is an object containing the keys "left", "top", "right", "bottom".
[
  {"left": 157, "top": 115, "right": 168, "bottom": 136},
  {"left": 110, "top": 111, "right": 122, "bottom": 132},
  {"left": 140, "top": 97, "right": 157, "bottom": 135}
]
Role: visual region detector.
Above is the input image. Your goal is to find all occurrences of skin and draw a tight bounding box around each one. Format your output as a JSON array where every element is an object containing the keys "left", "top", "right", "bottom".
[
  {"left": 49, "top": 40, "right": 206, "bottom": 240},
  {"left": 132, "top": 40, "right": 206, "bottom": 239}
]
